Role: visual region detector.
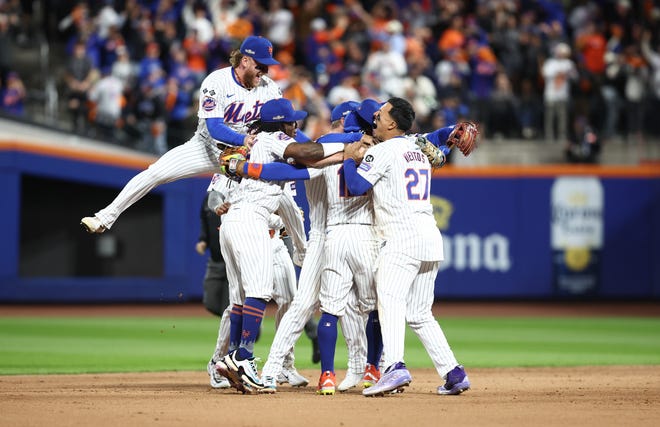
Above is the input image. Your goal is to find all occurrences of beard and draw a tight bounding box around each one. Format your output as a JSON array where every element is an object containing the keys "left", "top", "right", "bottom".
[{"left": 242, "top": 68, "right": 261, "bottom": 89}]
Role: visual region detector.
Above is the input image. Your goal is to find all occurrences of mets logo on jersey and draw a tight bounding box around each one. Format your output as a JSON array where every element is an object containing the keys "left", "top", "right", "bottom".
[
  {"left": 202, "top": 96, "right": 217, "bottom": 112},
  {"left": 210, "top": 173, "right": 222, "bottom": 185}
]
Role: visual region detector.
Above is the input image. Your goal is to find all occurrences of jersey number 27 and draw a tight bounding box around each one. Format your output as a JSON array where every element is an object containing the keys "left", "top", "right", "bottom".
[{"left": 405, "top": 168, "right": 430, "bottom": 200}]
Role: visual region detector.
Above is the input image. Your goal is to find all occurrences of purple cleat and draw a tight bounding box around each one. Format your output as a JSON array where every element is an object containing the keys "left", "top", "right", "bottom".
[
  {"left": 437, "top": 365, "right": 470, "bottom": 395},
  {"left": 362, "top": 362, "right": 412, "bottom": 397}
]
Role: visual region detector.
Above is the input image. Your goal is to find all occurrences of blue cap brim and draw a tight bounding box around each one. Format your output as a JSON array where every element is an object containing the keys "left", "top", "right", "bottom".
[
  {"left": 254, "top": 56, "right": 280, "bottom": 65},
  {"left": 291, "top": 111, "right": 307, "bottom": 121}
]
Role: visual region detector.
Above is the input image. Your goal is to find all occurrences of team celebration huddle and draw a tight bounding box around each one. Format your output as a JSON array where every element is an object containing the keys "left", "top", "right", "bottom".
[{"left": 80, "top": 35, "right": 478, "bottom": 397}]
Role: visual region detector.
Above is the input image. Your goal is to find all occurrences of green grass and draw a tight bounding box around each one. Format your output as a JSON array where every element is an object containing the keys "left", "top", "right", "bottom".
[{"left": 1, "top": 316, "right": 659, "bottom": 375}]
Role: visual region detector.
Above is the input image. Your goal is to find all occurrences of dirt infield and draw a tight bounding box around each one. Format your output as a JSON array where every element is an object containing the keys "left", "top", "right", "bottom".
[
  {"left": 1, "top": 302, "right": 659, "bottom": 427},
  {"left": 2, "top": 367, "right": 659, "bottom": 427}
]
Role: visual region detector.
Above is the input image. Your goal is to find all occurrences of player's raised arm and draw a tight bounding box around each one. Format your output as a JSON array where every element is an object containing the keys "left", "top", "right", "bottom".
[
  {"left": 206, "top": 117, "right": 256, "bottom": 147},
  {"left": 341, "top": 142, "right": 374, "bottom": 196}
]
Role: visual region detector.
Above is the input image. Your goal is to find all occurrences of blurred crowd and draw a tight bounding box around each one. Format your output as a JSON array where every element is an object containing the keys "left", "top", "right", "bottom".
[{"left": 1, "top": 0, "right": 660, "bottom": 161}]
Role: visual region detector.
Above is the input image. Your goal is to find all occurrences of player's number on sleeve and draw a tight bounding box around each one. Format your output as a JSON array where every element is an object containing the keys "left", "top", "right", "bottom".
[{"left": 405, "top": 169, "right": 429, "bottom": 200}]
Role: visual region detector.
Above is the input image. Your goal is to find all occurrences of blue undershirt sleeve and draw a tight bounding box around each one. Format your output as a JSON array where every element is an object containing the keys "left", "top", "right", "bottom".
[
  {"left": 206, "top": 117, "right": 245, "bottom": 146},
  {"left": 317, "top": 133, "right": 363, "bottom": 143},
  {"left": 294, "top": 129, "right": 312, "bottom": 142},
  {"left": 425, "top": 127, "right": 454, "bottom": 155},
  {"left": 245, "top": 162, "right": 311, "bottom": 181},
  {"left": 342, "top": 159, "right": 373, "bottom": 196}
]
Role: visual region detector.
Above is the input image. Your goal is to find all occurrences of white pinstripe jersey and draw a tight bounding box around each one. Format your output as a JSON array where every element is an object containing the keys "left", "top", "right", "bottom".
[
  {"left": 303, "top": 171, "right": 327, "bottom": 238},
  {"left": 226, "top": 131, "right": 294, "bottom": 216},
  {"left": 278, "top": 182, "right": 307, "bottom": 256},
  {"left": 323, "top": 164, "right": 374, "bottom": 226},
  {"left": 356, "top": 135, "right": 443, "bottom": 261},
  {"left": 196, "top": 67, "right": 282, "bottom": 144}
]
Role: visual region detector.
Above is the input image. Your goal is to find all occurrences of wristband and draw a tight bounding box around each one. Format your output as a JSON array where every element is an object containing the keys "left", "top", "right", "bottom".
[
  {"left": 246, "top": 163, "right": 263, "bottom": 179},
  {"left": 322, "top": 142, "right": 345, "bottom": 157}
]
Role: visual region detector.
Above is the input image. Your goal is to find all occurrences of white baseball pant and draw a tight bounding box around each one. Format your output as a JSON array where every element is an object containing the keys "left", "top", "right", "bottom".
[
  {"left": 261, "top": 232, "right": 368, "bottom": 378},
  {"left": 376, "top": 250, "right": 459, "bottom": 377},
  {"left": 210, "top": 233, "right": 296, "bottom": 364},
  {"left": 95, "top": 136, "right": 221, "bottom": 229}
]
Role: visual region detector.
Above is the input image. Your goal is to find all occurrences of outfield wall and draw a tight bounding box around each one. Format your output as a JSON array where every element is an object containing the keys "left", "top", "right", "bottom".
[{"left": 1, "top": 132, "right": 658, "bottom": 302}]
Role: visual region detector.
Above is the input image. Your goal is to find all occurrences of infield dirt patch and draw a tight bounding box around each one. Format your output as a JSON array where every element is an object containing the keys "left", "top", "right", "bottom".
[
  {"left": 1, "top": 367, "right": 659, "bottom": 427},
  {"left": 1, "top": 302, "right": 659, "bottom": 427}
]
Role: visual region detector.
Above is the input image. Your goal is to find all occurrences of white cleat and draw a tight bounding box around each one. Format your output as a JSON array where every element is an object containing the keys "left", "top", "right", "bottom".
[
  {"left": 278, "top": 367, "right": 309, "bottom": 387},
  {"left": 207, "top": 360, "right": 231, "bottom": 389},
  {"left": 337, "top": 371, "right": 364, "bottom": 392},
  {"left": 259, "top": 375, "right": 277, "bottom": 394},
  {"left": 80, "top": 216, "right": 106, "bottom": 234}
]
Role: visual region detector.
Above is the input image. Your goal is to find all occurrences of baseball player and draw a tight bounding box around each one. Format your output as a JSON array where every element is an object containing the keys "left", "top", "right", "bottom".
[
  {"left": 205, "top": 174, "right": 309, "bottom": 390},
  {"left": 314, "top": 136, "right": 381, "bottom": 395},
  {"left": 214, "top": 98, "right": 346, "bottom": 393},
  {"left": 342, "top": 97, "right": 470, "bottom": 397},
  {"left": 80, "top": 35, "right": 283, "bottom": 234}
]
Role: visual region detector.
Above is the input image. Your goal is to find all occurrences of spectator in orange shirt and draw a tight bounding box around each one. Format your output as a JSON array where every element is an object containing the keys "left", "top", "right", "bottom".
[
  {"left": 182, "top": 28, "right": 208, "bottom": 85},
  {"left": 438, "top": 15, "right": 466, "bottom": 55},
  {"left": 575, "top": 21, "right": 607, "bottom": 76}
]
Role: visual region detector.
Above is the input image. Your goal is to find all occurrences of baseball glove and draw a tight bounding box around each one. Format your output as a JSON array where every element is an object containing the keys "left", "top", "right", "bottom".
[
  {"left": 218, "top": 145, "right": 249, "bottom": 180},
  {"left": 447, "top": 121, "right": 479, "bottom": 156},
  {"left": 415, "top": 136, "right": 446, "bottom": 169}
]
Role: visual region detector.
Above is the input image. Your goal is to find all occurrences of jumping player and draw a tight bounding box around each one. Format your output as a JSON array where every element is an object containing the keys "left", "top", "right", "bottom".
[
  {"left": 342, "top": 97, "right": 470, "bottom": 397},
  {"left": 80, "top": 35, "right": 282, "bottom": 233}
]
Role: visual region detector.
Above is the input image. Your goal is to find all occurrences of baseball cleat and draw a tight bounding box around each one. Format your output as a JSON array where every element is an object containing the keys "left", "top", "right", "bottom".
[
  {"left": 437, "top": 365, "right": 470, "bottom": 395},
  {"left": 316, "top": 371, "right": 336, "bottom": 395},
  {"left": 259, "top": 375, "right": 277, "bottom": 394},
  {"left": 215, "top": 357, "right": 249, "bottom": 394},
  {"left": 80, "top": 216, "right": 106, "bottom": 234},
  {"left": 337, "top": 371, "right": 364, "bottom": 392},
  {"left": 362, "top": 362, "right": 411, "bottom": 397},
  {"left": 362, "top": 363, "right": 381, "bottom": 388},
  {"left": 207, "top": 359, "right": 231, "bottom": 389},
  {"left": 278, "top": 367, "right": 309, "bottom": 387},
  {"left": 218, "top": 350, "right": 264, "bottom": 394}
]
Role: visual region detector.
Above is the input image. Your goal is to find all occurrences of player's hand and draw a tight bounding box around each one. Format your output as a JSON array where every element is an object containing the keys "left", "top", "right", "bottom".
[
  {"left": 214, "top": 202, "right": 231, "bottom": 216},
  {"left": 361, "top": 134, "right": 377, "bottom": 147},
  {"left": 219, "top": 146, "right": 249, "bottom": 180},
  {"left": 243, "top": 134, "right": 257, "bottom": 149},
  {"left": 219, "top": 157, "right": 246, "bottom": 179},
  {"left": 416, "top": 136, "right": 446, "bottom": 169},
  {"left": 195, "top": 241, "right": 207, "bottom": 255},
  {"left": 343, "top": 141, "right": 367, "bottom": 163}
]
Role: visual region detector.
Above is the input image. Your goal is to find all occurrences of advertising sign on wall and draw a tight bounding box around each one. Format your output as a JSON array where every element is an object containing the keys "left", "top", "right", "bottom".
[{"left": 550, "top": 177, "right": 604, "bottom": 296}]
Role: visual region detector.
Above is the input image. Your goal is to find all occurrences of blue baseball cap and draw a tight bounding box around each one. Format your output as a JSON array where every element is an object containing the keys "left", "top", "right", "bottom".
[
  {"left": 261, "top": 98, "right": 308, "bottom": 123},
  {"left": 240, "top": 36, "right": 280, "bottom": 65},
  {"left": 331, "top": 101, "right": 359, "bottom": 122},
  {"left": 343, "top": 111, "right": 361, "bottom": 132},
  {"left": 356, "top": 99, "right": 382, "bottom": 124}
]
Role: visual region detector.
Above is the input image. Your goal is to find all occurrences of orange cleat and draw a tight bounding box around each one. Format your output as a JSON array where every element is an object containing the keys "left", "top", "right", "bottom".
[
  {"left": 363, "top": 363, "right": 381, "bottom": 388},
  {"left": 317, "top": 371, "right": 336, "bottom": 395}
]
